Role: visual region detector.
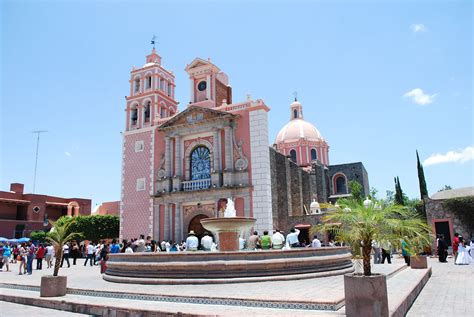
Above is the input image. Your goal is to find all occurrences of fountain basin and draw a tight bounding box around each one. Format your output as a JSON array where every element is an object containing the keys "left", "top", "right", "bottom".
[
  {"left": 103, "top": 247, "right": 354, "bottom": 285},
  {"left": 200, "top": 217, "right": 256, "bottom": 251}
]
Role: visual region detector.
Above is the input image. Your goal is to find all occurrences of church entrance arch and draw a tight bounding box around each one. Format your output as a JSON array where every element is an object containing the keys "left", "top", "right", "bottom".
[{"left": 187, "top": 214, "right": 209, "bottom": 239}]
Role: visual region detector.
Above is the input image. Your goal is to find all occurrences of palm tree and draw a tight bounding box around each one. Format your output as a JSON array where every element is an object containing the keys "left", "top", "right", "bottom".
[
  {"left": 45, "top": 220, "right": 81, "bottom": 277},
  {"left": 312, "top": 198, "right": 433, "bottom": 276}
]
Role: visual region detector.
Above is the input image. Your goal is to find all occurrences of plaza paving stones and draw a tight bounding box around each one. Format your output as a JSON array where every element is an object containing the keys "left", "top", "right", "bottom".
[
  {"left": 0, "top": 256, "right": 437, "bottom": 316},
  {"left": 406, "top": 256, "right": 474, "bottom": 317},
  {"left": 1, "top": 300, "right": 91, "bottom": 317}
]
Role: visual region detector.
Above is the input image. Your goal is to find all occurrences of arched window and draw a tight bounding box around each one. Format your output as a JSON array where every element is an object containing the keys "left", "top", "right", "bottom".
[
  {"left": 146, "top": 76, "right": 152, "bottom": 89},
  {"left": 335, "top": 176, "right": 347, "bottom": 194},
  {"left": 190, "top": 146, "right": 211, "bottom": 180},
  {"left": 290, "top": 149, "right": 297, "bottom": 163},
  {"left": 134, "top": 78, "right": 140, "bottom": 92},
  {"left": 144, "top": 102, "right": 151, "bottom": 122},
  {"left": 130, "top": 105, "right": 138, "bottom": 126},
  {"left": 293, "top": 109, "right": 298, "bottom": 119},
  {"left": 311, "top": 149, "right": 317, "bottom": 161}
]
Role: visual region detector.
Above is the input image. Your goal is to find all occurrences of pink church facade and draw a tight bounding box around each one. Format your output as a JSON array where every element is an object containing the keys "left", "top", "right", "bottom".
[{"left": 120, "top": 51, "right": 273, "bottom": 241}]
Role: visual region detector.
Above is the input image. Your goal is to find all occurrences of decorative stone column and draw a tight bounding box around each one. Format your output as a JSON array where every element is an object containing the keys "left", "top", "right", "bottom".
[
  {"left": 206, "top": 74, "right": 211, "bottom": 100},
  {"left": 224, "top": 126, "right": 233, "bottom": 171},
  {"left": 190, "top": 78, "right": 194, "bottom": 103},
  {"left": 175, "top": 136, "right": 181, "bottom": 177},
  {"left": 67, "top": 205, "right": 72, "bottom": 217},
  {"left": 164, "top": 137, "right": 171, "bottom": 177},
  {"left": 74, "top": 206, "right": 80, "bottom": 217},
  {"left": 175, "top": 203, "right": 182, "bottom": 242},
  {"left": 213, "top": 130, "right": 220, "bottom": 171},
  {"left": 163, "top": 204, "right": 170, "bottom": 241}
]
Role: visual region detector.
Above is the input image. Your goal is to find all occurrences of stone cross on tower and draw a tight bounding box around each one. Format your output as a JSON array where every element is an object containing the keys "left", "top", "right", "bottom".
[{"left": 150, "top": 35, "right": 157, "bottom": 49}]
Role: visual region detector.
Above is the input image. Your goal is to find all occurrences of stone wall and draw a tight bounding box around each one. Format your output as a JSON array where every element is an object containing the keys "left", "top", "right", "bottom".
[
  {"left": 425, "top": 198, "right": 473, "bottom": 240},
  {"left": 327, "top": 162, "right": 369, "bottom": 197}
]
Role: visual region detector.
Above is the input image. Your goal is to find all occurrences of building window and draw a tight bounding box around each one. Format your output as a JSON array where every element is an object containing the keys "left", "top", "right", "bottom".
[
  {"left": 168, "top": 84, "right": 172, "bottom": 96},
  {"left": 311, "top": 149, "right": 317, "bottom": 161},
  {"left": 335, "top": 175, "right": 347, "bottom": 194},
  {"left": 135, "top": 141, "right": 144, "bottom": 152},
  {"left": 190, "top": 146, "right": 211, "bottom": 180},
  {"left": 290, "top": 149, "right": 297, "bottom": 163},
  {"left": 144, "top": 102, "right": 151, "bottom": 122},
  {"left": 160, "top": 80, "right": 165, "bottom": 91},
  {"left": 293, "top": 109, "right": 298, "bottom": 119},
  {"left": 136, "top": 178, "right": 146, "bottom": 191},
  {"left": 134, "top": 78, "right": 140, "bottom": 92},
  {"left": 146, "top": 76, "right": 152, "bottom": 89},
  {"left": 130, "top": 106, "right": 138, "bottom": 126}
]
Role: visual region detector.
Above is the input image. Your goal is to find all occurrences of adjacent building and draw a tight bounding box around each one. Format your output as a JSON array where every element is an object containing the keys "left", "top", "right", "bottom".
[{"left": 0, "top": 183, "right": 91, "bottom": 238}]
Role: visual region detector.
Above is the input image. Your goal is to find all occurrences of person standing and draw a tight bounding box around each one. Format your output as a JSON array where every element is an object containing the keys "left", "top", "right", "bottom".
[
  {"left": 185, "top": 231, "right": 199, "bottom": 251},
  {"left": 311, "top": 235, "right": 322, "bottom": 248},
  {"left": 453, "top": 233, "right": 460, "bottom": 263},
  {"left": 381, "top": 240, "right": 392, "bottom": 264},
  {"left": 286, "top": 228, "right": 301, "bottom": 248},
  {"left": 84, "top": 243, "right": 95, "bottom": 266},
  {"left": 35, "top": 243, "right": 45, "bottom": 270},
  {"left": 61, "top": 243, "right": 71, "bottom": 268},
  {"left": 437, "top": 235, "right": 448, "bottom": 263},
  {"left": 26, "top": 241, "right": 36, "bottom": 275},
  {"left": 271, "top": 230, "right": 285, "bottom": 249},
  {"left": 133, "top": 235, "right": 146, "bottom": 253},
  {"left": 18, "top": 243, "right": 27, "bottom": 275},
  {"left": 2, "top": 243, "right": 11, "bottom": 272},
  {"left": 401, "top": 238, "right": 410, "bottom": 266},
  {"left": 372, "top": 239, "right": 382, "bottom": 264},
  {"left": 110, "top": 239, "right": 120, "bottom": 254}
]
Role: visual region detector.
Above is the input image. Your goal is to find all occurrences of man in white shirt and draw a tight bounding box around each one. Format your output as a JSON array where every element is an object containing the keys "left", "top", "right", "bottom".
[
  {"left": 133, "top": 234, "right": 146, "bottom": 253},
  {"left": 200, "top": 232, "right": 213, "bottom": 251},
  {"left": 61, "top": 243, "right": 70, "bottom": 268},
  {"left": 84, "top": 243, "right": 95, "bottom": 266},
  {"left": 286, "top": 228, "right": 301, "bottom": 247},
  {"left": 271, "top": 230, "right": 285, "bottom": 249},
  {"left": 311, "top": 235, "right": 322, "bottom": 248},
  {"left": 186, "top": 231, "right": 199, "bottom": 251},
  {"left": 45, "top": 244, "right": 54, "bottom": 269}
]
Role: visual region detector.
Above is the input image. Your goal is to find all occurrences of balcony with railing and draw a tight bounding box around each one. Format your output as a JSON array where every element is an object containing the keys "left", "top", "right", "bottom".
[{"left": 182, "top": 179, "right": 211, "bottom": 191}]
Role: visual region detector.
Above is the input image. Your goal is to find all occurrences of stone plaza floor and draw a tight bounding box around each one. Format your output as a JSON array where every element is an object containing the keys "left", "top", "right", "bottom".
[{"left": 0, "top": 255, "right": 471, "bottom": 316}]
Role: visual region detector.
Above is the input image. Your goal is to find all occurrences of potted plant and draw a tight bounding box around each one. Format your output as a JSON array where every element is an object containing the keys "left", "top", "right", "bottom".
[
  {"left": 313, "top": 198, "right": 432, "bottom": 317},
  {"left": 408, "top": 235, "right": 431, "bottom": 269},
  {"left": 40, "top": 220, "right": 81, "bottom": 297}
]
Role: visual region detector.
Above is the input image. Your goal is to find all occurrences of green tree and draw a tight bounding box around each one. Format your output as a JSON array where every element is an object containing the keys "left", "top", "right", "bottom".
[
  {"left": 348, "top": 180, "right": 363, "bottom": 202},
  {"left": 56, "top": 215, "right": 119, "bottom": 241},
  {"left": 416, "top": 150, "right": 429, "bottom": 199},
  {"left": 312, "top": 198, "right": 432, "bottom": 276},
  {"left": 46, "top": 221, "right": 81, "bottom": 276},
  {"left": 394, "top": 176, "right": 405, "bottom": 205},
  {"left": 30, "top": 230, "right": 47, "bottom": 242}
]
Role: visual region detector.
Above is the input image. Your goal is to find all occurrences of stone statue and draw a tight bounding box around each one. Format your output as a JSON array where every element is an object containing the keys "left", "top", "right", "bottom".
[{"left": 224, "top": 198, "right": 236, "bottom": 217}]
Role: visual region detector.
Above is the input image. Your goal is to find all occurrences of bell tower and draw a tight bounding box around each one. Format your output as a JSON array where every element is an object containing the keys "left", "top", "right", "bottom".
[
  {"left": 185, "top": 58, "right": 232, "bottom": 108},
  {"left": 125, "top": 48, "right": 178, "bottom": 131}
]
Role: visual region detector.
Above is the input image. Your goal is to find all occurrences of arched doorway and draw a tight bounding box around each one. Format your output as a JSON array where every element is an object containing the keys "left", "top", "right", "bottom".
[{"left": 188, "top": 214, "right": 209, "bottom": 239}]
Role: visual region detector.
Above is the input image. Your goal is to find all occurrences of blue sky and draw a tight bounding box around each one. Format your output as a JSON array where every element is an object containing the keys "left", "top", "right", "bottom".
[{"left": 1, "top": 0, "right": 472, "bottom": 207}]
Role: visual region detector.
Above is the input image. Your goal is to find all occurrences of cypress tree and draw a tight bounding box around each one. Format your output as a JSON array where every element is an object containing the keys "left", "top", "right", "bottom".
[
  {"left": 394, "top": 176, "right": 404, "bottom": 205},
  {"left": 416, "top": 150, "right": 429, "bottom": 199}
]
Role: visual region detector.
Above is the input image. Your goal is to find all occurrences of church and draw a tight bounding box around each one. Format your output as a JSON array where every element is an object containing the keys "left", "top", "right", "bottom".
[{"left": 120, "top": 48, "right": 369, "bottom": 243}]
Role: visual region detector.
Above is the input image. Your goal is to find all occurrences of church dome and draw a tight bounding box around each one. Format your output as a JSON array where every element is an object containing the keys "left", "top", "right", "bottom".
[
  {"left": 275, "top": 119, "right": 324, "bottom": 143},
  {"left": 274, "top": 98, "right": 330, "bottom": 167}
]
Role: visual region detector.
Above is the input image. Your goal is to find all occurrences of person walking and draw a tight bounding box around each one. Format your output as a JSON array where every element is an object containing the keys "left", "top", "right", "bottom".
[
  {"left": 44, "top": 243, "right": 54, "bottom": 268},
  {"left": 71, "top": 242, "right": 79, "bottom": 265},
  {"left": 401, "top": 238, "right": 410, "bottom": 266},
  {"left": 35, "top": 243, "right": 45, "bottom": 270}
]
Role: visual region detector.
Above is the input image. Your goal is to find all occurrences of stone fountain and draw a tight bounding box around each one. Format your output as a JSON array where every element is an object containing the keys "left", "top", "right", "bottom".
[
  {"left": 103, "top": 198, "right": 354, "bottom": 284},
  {"left": 200, "top": 198, "right": 256, "bottom": 251}
]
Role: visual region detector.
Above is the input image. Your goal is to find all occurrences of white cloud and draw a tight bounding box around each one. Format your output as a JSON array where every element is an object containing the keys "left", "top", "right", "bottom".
[
  {"left": 403, "top": 88, "right": 437, "bottom": 105},
  {"left": 65, "top": 151, "right": 71, "bottom": 156},
  {"left": 424, "top": 146, "right": 474, "bottom": 166},
  {"left": 411, "top": 24, "right": 427, "bottom": 33}
]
